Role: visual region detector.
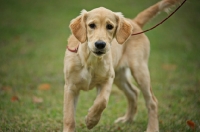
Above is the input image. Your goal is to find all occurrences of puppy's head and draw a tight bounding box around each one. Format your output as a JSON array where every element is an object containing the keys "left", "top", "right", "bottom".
[{"left": 70, "top": 7, "right": 133, "bottom": 56}]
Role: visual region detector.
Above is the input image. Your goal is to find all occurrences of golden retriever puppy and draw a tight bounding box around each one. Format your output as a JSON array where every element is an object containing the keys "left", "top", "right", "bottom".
[{"left": 63, "top": 0, "right": 181, "bottom": 132}]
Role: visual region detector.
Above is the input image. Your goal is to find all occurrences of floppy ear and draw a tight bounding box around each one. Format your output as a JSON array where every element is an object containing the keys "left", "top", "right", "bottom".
[
  {"left": 115, "top": 14, "right": 133, "bottom": 44},
  {"left": 69, "top": 10, "right": 87, "bottom": 43}
]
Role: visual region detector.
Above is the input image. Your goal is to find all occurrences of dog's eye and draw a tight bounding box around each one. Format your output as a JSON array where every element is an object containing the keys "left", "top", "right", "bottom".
[
  {"left": 89, "top": 23, "right": 96, "bottom": 29},
  {"left": 106, "top": 24, "right": 113, "bottom": 30}
]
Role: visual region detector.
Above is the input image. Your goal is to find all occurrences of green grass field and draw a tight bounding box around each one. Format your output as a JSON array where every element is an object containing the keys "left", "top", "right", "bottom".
[{"left": 0, "top": 0, "right": 200, "bottom": 131}]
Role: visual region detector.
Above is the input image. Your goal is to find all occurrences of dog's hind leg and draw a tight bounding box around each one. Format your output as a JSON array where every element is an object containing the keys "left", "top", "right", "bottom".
[
  {"left": 130, "top": 61, "right": 159, "bottom": 132},
  {"left": 114, "top": 68, "right": 139, "bottom": 123}
]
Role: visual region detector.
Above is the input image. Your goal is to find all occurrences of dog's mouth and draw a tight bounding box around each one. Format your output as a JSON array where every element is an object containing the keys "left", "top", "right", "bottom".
[{"left": 93, "top": 50, "right": 105, "bottom": 56}]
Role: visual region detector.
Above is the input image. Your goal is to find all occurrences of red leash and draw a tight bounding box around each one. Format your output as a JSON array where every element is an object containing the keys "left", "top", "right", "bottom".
[{"left": 132, "top": 0, "right": 187, "bottom": 36}]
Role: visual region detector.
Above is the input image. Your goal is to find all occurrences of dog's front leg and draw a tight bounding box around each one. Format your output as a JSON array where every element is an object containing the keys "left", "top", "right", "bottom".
[
  {"left": 85, "top": 78, "right": 113, "bottom": 129},
  {"left": 63, "top": 84, "right": 79, "bottom": 132}
]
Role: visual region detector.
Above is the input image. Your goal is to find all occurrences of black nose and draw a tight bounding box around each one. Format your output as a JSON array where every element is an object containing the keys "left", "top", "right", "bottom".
[{"left": 95, "top": 40, "right": 106, "bottom": 49}]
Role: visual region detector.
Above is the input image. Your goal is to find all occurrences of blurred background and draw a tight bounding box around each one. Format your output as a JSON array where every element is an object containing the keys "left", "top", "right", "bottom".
[{"left": 0, "top": 0, "right": 199, "bottom": 131}]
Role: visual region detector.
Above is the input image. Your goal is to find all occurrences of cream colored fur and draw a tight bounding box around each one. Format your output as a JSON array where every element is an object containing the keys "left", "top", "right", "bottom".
[{"left": 63, "top": 0, "right": 181, "bottom": 132}]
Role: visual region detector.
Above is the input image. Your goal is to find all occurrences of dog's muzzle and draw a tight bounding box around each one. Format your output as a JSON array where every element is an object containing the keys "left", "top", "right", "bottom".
[{"left": 93, "top": 40, "right": 106, "bottom": 56}]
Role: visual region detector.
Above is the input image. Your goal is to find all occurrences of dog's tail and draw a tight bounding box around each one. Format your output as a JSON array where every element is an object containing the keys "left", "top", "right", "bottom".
[{"left": 133, "top": 0, "right": 182, "bottom": 28}]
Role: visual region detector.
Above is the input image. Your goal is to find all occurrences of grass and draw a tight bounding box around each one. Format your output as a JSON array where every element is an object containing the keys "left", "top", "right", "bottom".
[{"left": 0, "top": 0, "right": 200, "bottom": 131}]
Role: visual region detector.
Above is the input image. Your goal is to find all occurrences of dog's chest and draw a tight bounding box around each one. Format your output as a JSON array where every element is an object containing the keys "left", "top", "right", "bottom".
[{"left": 77, "top": 60, "right": 111, "bottom": 91}]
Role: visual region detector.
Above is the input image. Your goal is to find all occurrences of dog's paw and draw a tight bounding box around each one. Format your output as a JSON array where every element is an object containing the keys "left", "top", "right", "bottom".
[
  {"left": 85, "top": 115, "right": 100, "bottom": 129},
  {"left": 114, "top": 116, "right": 133, "bottom": 123}
]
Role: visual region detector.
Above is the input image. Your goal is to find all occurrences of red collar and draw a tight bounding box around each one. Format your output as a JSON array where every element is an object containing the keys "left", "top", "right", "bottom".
[{"left": 67, "top": 44, "right": 79, "bottom": 53}]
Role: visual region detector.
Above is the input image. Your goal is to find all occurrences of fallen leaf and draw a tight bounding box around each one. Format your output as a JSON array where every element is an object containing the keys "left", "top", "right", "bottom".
[
  {"left": 32, "top": 96, "right": 43, "bottom": 103},
  {"left": 1, "top": 86, "right": 12, "bottom": 92},
  {"left": 38, "top": 83, "right": 51, "bottom": 90},
  {"left": 187, "top": 120, "right": 195, "bottom": 129},
  {"left": 162, "top": 64, "right": 177, "bottom": 71},
  {"left": 117, "top": 126, "right": 121, "bottom": 130},
  {"left": 11, "top": 95, "right": 19, "bottom": 102}
]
